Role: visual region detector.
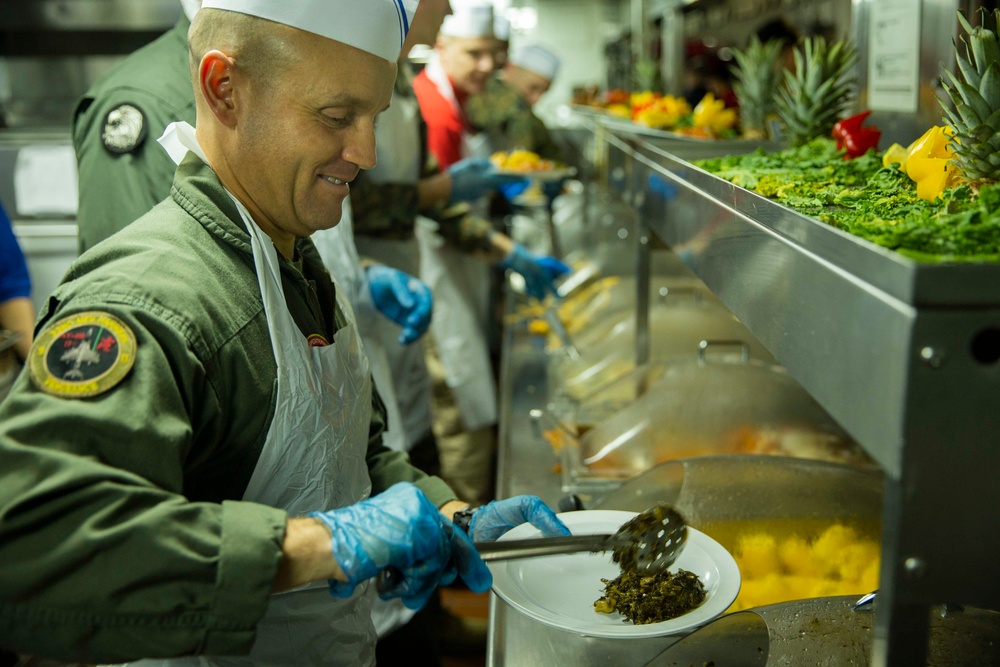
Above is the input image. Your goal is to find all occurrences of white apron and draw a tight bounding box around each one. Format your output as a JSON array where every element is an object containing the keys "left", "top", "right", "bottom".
[
  {"left": 131, "top": 124, "right": 377, "bottom": 667},
  {"left": 418, "top": 56, "right": 497, "bottom": 430},
  {"left": 312, "top": 200, "right": 407, "bottom": 455},
  {"left": 311, "top": 202, "right": 419, "bottom": 638}
]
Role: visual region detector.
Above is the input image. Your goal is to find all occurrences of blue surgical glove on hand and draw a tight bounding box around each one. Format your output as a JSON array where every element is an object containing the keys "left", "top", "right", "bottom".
[
  {"left": 310, "top": 482, "right": 492, "bottom": 610},
  {"left": 499, "top": 244, "right": 571, "bottom": 300},
  {"left": 498, "top": 179, "right": 531, "bottom": 202},
  {"left": 366, "top": 265, "right": 433, "bottom": 345},
  {"left": 447, "top": 157, "right": 528, "bottom": 204},
  {"left": 468, "top": 496, "right": 572, "bottom": 543}
]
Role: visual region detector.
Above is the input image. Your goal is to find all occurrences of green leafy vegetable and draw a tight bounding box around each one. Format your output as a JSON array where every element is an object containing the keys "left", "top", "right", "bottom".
[
  {"left": 696, "top": 138, "right": 1000, "bottom": 262},
  {"left": 594, "top": 568, "right": 706, "bottom": 624}
]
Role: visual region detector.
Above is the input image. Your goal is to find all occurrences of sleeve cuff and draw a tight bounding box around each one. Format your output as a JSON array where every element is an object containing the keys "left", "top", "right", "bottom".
[
  {"left": 413, "top": 475, "right": 457, "bottom": 509},
  {"left": 202, "top": 500, "right": 287, "bottom": 653}
]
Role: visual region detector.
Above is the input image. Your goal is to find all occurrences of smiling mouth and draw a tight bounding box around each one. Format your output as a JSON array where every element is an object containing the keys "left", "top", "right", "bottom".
[{"left": 322, "top": 176, "right": 348, "bottom": 186}]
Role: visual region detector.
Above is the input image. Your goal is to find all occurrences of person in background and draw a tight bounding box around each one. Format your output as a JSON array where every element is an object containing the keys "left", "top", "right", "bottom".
[
  {"left": 366, "top": 0, "right": 567, "bottom": 512},
  {"left": 0, "top": 2, "right": 569, "bottom": 664},
  {"left": 466, "top": 42, "right": 565, "bottom": 162},
  {"left": 72, "top": 0, "right": 200, "bottom": 254},
  {"left": 492, "top": 13, "right": 511, "bottom": 69},
  {"left": 413, "top": 1, "right": 498, "bottom": 171},
  {"left": 0, "top": 200, "right": 34, "bottom": 361}
]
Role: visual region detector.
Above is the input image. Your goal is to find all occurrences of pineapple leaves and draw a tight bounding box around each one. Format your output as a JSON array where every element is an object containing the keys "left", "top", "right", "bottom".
[
  {"left": 941, "top": 9, "right": 1000, "bottom": 183},
  {"left": 731, "top": 36, "right": 783, "bottom": 134},
  {"left": 775, "top": 36, "right": 858, "bottom": 146},
  {"left": 978, "top": 62, "right": 1000, "bottom": 110}
]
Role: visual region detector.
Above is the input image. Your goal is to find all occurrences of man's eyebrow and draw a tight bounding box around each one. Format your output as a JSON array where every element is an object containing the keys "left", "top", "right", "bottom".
[{"left": 320, "top": 94, "right": 368, "bottom": 108}]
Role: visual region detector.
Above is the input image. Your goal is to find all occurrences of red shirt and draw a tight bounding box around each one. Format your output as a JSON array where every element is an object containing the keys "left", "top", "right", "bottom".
[{"left": 413, "top": 68, "right": 470, "bottom": 170}]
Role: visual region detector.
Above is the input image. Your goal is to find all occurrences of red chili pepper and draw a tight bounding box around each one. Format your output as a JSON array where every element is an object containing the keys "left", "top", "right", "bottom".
[{"left": 832, "top": 110, "right": 882, "bottom": 159}]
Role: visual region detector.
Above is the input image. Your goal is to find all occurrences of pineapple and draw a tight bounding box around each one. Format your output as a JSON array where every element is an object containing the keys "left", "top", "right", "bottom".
[
  {"left": 731, "top": 36, "right": 784, "bottom": 139},
  {"left": 775, "top": 37, "right": 857, "bottom": 147},
  {"left": 941, "top": 9, "right": 1000, "bottom": 185}
]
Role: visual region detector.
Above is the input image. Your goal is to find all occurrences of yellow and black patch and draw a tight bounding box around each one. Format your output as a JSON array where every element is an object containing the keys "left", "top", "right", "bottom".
[{"left": 29, "top": 311, "right": 137, "bottom": 399}]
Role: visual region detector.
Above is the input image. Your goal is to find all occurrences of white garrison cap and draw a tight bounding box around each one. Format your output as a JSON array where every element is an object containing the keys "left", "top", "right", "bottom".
[
  {"left": 440, "top": 1, "right": 494, "bottom": 38},
  {"left": 493, "top": 14, "right": 511, "bottom": 41},
  {"left": 179, "top": 0, "right": 200, "bottom": 21},
  {"left": 200, "top": 0, "right": 419, "bottom": 62},
  {"left": 510, "top": 43, "right": 561, "bottom": 81}
]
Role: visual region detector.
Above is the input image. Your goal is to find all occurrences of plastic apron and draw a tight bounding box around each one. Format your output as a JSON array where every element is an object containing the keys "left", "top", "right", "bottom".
[
  {"left": 312, "top": 200, "right": 407, "bottom": 455},
  {"left": 417, "top": 55, "right": 497, "bottom": 430},
  {"left": 311, "top": 201, "right": 419, "bottom": 638},
  {"left": 351, "top": 86, "right": 434, "bottom": 448},
  {"left": 133, "top": 123, "right": 377, "bottom": 667}
]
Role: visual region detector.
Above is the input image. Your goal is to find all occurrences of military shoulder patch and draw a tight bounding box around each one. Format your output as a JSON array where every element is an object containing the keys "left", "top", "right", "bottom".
[
  {"left": 29, "top": 311, "right": 137, "bottom": 399},
  {"left": 101, "top": 103, "right": 148, "bottom": 154}
]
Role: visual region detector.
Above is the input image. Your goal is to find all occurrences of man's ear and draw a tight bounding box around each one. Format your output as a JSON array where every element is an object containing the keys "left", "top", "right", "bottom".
[{"left": 198, "top": 50, "right": 239, "bottom": 128}]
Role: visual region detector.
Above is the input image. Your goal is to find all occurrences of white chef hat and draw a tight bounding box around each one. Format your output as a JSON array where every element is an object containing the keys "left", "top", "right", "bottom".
[
  {"left": 509, "top": 43, "right": 561, "bottom": 81},
  {"left": 179, "top": 0, "right": 200, "bottom": 21},
  {"left": 493, "top": 14, "right": 511, "bottom": 41},
  {"left": 200, "top": 0, "right": 419, "bottom": 62},
  {"left": 439, "top": 1, "right": 494, "bottom": 38}
]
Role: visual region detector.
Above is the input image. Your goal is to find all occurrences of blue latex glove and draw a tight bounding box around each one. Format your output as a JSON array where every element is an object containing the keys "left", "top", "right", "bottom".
[
  {"left": 468, "top": 496, "right": 572, "bottom": 543},
  {"left": 499, "top": 244, "right": 571, "bottom": 300},
  {"left": 498, "top": 179, "right": 531, "bottom": 202},
  {"left": 310, "top": 482, "right": 492, "bottom": 610},
  {"left": 366, "top": 265, "right": 433, "bottom": 345},
  {"left": 447, "top": 157, "right": 528, "bottom": 203}
]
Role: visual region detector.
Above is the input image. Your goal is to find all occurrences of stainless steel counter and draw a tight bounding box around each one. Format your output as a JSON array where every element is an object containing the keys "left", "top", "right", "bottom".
[
  {"left": 566, "top": 114, "right": 1000, "bottom": 665},
  {"left": 487, "top": 296, "right": 681, "bottom": 667}
]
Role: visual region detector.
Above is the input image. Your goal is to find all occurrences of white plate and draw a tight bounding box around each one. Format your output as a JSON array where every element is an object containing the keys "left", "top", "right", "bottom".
[{"left": 488, "top": 510, "right": 741, "bottom": 638}]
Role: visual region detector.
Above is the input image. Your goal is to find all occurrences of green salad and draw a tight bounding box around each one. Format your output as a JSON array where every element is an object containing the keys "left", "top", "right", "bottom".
[{"left": 695, "top": 138, "right": 1000, "bottom": 262}]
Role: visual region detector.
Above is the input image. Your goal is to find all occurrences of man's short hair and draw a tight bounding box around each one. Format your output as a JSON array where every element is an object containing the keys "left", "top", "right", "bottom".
[{"left": 188, "top": 8, "right": 296, "bottom": 89}]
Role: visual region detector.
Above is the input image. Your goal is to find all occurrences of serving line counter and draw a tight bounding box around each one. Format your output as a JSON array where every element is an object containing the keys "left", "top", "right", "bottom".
[
  {"left": 488, "top": 299, "right": 686, "bottom": 666},
  {"left": 487, "top": 112, "right": 1000, "bottom": 666}
]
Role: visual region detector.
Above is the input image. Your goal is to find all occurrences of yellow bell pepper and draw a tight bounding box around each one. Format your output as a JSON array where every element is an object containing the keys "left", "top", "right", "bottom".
[
  {"left": 692, "top": 93, "right": 738, "bottom": 133},
  {"left": 904, "top": 126, "right": 961, "bottom": 201},
  {"left": 881, "top": 142, "right": 910, "bottom": 168},
  {"left": 634, "top": 95, "right": 691, "bottom": 129},
  {"left": 605, "top": 103, "right": 631, "bottom": 119}
]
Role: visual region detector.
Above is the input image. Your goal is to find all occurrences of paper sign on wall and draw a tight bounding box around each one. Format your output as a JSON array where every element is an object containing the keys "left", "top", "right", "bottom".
[
  {"left": 14, "top": 145, "right": 79, "bottom": 217},
  {"left": 868, "top": 0, "right": 922, "bottom": 113}
]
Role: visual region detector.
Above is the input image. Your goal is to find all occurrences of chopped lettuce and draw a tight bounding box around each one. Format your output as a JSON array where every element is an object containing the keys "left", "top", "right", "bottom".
[{"left": 696, "top": 138, "right": 1000, "bottom": 262}]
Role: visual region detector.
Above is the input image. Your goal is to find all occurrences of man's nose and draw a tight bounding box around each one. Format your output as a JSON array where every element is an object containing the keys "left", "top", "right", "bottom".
[{"left": 344, "top": 123, "right": 378, "bottom": 170}]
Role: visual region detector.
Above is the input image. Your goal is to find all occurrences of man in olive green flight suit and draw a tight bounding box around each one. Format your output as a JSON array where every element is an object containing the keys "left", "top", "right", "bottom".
[
  {"left": 466, "top": 43, "right": 564, "bottom": 161},
  {"left": 0, "top": 4, "right": 567, "bottom": 663},
  {"left": 73, "top": 11, "right": 196, "bottom": 253}
]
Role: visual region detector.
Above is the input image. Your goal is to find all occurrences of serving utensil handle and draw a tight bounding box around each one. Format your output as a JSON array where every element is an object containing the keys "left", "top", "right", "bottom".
[{"left": 475, "top": 533, "right": 615, "bottom": 562}]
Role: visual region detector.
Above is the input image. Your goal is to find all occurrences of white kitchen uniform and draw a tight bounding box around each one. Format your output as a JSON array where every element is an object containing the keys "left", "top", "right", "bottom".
[
  {"left": 127, "top": 123, "right": 378, "bottom": 667},
  {"left": 417, "top": 55, "right": 497, "bottom": 431}
]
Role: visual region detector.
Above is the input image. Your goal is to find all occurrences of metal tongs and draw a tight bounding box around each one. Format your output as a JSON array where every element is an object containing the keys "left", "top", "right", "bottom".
[
  {"left": 545, "top": 308, "right": 581, "bottom": 360},
  {"left": 481, "top": 503, "right": 688, "bottom": 573},
  {"left": 377, "top": 504, "right": 688, "bottom": 594}
]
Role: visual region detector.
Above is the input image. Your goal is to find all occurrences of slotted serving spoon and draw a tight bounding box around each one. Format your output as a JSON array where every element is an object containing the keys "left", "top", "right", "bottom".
[
  {"left": 376, "top": 504, "right": 688, "bottom": 594},
  {"left": 480, "top": 503, "right": 688, "bottom": 574}
]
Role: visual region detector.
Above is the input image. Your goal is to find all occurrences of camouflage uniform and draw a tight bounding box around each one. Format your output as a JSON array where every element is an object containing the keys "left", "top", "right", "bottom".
[
  {"left": 466, "top": 75, "right": 563, "bottom": 162},
  {"left": 350, "top": 69, "right": 494, "bottom": 254}
]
